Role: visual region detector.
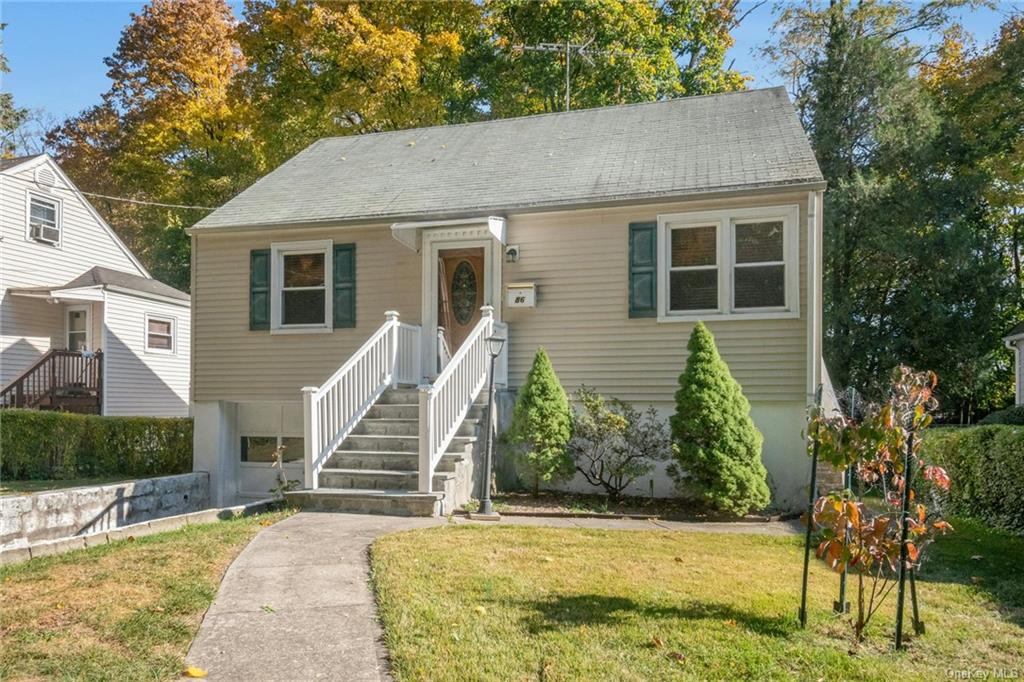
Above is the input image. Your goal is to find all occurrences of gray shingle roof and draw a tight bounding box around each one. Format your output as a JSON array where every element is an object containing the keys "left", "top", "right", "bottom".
[
  {"left": 195, "top": 87, "right": 824, "bottom": 230},
  {"left": 0, "top": 154, "right": 43, "bottom": 172},
  {"left": 10, "top": 266, "right": 189, "bottom": 302},
  {"left": 65, "top": 266, "right": 190, "bottom": 301},
  {"left": 1006, "top": 320, "right": 1024, "bottom": 338}
]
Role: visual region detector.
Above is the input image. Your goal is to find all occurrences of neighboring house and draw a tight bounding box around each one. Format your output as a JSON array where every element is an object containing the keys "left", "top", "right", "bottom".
[
  {"left": 189, "top": 87, "right": 826, "bottom": 513},
  {"left": 0, "top": 154, "right": 190, "bottom": 417},
  {"left": 1006, "top": 321, "right": 1024, "bottom": 406}
]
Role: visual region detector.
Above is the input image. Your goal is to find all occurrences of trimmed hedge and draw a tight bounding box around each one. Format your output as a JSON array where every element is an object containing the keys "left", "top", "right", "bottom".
[
  {"left": 0, "top": 409, "right": 192, "bottom": 480},
  {"left": 978, "top": 405, "right": 1024, "bottom": 425},
  {"left": 921, "top": 425, "right": 1024, "bottom": 535}
]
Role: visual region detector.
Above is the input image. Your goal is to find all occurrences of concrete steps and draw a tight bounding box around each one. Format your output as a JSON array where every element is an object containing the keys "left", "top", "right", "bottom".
[
  {"left": 288, "top": 387, "right": 484, "bottom": 517},
  {"left": 285, "top": 489, "right": 443, "bottom": 516}
]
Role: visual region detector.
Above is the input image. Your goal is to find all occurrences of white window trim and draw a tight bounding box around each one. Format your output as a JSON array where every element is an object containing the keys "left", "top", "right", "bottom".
[
  {"left": 144, "top": 313, "right": 177, "bottom": 355},
  {"left": 657, "top": 205, "right": 800, "bottom": 322},
  {"left": 25, "top": 191, "right": 62, "bottom": 247},
  {"left": 270, "top": 239, "right": 333, "bottom": 334},
  {"left": 65, "top": 305, "right": 92, "bottom": 351}
]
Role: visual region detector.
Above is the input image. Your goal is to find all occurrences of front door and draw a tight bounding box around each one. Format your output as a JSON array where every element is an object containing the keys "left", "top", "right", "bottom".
[{"left": 437, "top": 247, "right": 485, "bottom": 352}]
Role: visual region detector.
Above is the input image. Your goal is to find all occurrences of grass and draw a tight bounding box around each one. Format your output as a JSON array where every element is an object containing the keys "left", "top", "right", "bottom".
[
  {"left": 371, "top": 518, "right": 1024, "bottom": 681},
  {"left": 0, "top": 477, "right": 137, "bottom": 496},
  {"left": 0, "top": 509, "right": 292, "bottom": 681}
]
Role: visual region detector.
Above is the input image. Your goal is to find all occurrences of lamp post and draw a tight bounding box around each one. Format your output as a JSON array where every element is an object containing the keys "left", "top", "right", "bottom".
[{"left": 478, "top": 334, "right": 506, "bottom": 517}]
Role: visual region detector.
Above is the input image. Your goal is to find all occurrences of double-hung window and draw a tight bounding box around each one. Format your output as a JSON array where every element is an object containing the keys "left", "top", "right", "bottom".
[
  {"left": 654, "top": 205, "right": 799, "bottom": 320},
  {"left": 270, "top": 240, "right": 333, "bottom": 331},
  {"left": 27, "top": 194, "right": 61, "bottom": 245},
  {"left": 145, "top": 314, "right": 175, "bottom": 353}
]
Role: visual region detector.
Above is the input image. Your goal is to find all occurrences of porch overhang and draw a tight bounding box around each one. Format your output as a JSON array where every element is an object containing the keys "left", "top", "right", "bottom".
[
  {"left": 7, "top": 285, "right": 104, "bottom": 303},
  {"left": 390, "top": 216, "right": 507, "bottom": 252}
]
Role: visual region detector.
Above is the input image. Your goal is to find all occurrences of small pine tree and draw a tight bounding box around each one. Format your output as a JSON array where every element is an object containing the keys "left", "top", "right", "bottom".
[
  {"left": 668, "top": 322, "right": 771, "bottom": 515},
  {"left": 506, "top": 347, "right": 574, "bottom": 495}
]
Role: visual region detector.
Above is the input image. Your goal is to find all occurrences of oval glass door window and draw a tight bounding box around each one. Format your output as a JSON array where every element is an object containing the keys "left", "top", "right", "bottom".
[{"left": 451, "top": 260, "right": 478, "bottom": 325}]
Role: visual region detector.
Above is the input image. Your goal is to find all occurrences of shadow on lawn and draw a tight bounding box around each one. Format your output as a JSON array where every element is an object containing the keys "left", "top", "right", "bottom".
[
  {"left": 522, "top": 594, "right": 793, "bottom": 638},
  {"left": 913, "top": 519, "right": 1024, "bottom": 628}
]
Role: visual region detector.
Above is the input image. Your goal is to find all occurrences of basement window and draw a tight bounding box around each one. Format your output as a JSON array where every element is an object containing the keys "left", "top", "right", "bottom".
[{"left": 240, "top": 435, "right": 304, "bottom": 463}]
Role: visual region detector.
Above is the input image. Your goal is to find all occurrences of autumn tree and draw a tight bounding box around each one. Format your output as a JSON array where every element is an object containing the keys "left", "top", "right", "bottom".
[
  {"left": 48, "top": 0, "right": 247, "bottom": 289},
  {"left": 236, "top": 0, "right": 481, "bottom": 167}
]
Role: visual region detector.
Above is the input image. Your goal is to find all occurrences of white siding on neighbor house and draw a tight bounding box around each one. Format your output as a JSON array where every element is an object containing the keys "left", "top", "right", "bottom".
[
  {"left": 0, "top": 158, "right": 146, "bottom": 385},
  {"left": 103, "top": 289, "right": 190, "bottom": 417},
  {"left": 191, "top": 189, "right": 812, "bottom": 405}
]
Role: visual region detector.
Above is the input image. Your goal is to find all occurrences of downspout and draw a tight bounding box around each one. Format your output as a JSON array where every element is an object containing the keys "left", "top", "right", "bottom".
[{"left": 100, "top": 290, "right": 108, "bottom": 416}]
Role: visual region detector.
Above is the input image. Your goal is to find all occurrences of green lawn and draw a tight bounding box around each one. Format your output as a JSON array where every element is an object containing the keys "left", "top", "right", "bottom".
[
  {"left": 0, "top": 477, "right": 136, "bottom": 495},
  {"left": 0, "top": 509, "right": 292, "bottom": 680},
  {"left": 371, "top": 519, "right": 1023, "bottom": 681}
]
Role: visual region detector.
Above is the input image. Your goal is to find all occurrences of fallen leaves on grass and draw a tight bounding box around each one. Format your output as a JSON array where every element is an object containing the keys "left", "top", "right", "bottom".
[
  {"left": 649, "top": 635, "right": 665, "bottom": 649},
  {"left": 666, "top": 651, "right": 687, "bottom": 664}
]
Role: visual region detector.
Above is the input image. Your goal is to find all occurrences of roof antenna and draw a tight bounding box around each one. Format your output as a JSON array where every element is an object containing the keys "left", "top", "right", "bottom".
[{"left": 512, "top": 37, "right": 595, "bottom": 111}]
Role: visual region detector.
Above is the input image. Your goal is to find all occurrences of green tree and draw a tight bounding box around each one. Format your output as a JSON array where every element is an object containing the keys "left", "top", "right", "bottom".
[
  {"left": 0, "top": 23, "right": 28, "bottom": 156},
  {"left": 476, "top": 0, "right": 748, "bottom": 117},
  {"left": 668, "top": 323, "right": 770, "bottom": 515},
  {"left": 506, "top": 347, "right": 574, "bottom": 495},
  {"left": 764, "top": 1, "right": 1013, "bottom": 418}
]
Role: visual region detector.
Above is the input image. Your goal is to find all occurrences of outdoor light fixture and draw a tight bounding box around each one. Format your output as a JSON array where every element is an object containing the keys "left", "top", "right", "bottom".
[
  {"left": 478, "top": 334, "right": 506, "bottom": 517},
  {"left": 486, "top": 335, "right": 506, "bottom": 359}
]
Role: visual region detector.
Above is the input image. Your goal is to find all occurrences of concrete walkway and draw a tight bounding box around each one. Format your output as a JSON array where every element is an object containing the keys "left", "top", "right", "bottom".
[
  {"left": 185, "top": 512, "right": 443, "bottom": 681},
  {"left": 185, "top": 511, "right": 799, "bottom": 680}
]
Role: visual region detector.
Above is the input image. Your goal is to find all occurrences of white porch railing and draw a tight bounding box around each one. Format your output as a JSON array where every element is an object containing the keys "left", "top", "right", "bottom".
[
  {"left": 437, "top": 326, "right": 453, "bottom": 373},
  {"left": 302, "top": 311, "right": 420, "bottom": 489},
  {"left": 417, "top": 306, "right": 495, "bottom": 492}
]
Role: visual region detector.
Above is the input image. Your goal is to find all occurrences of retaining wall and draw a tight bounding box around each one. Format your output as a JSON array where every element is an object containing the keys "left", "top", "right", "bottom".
[{"left": 1, "top": 472, "right": 210, "bottom": 550}]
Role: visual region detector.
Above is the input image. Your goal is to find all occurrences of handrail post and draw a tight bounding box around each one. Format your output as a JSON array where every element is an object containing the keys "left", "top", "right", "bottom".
[
  {"left": 301, "top": 386, "right": 319, "bottom": 490},
  {"left": 385, "top": 311, "right": 400, "bottom": 388},
  {"left": 418, "top": 383, "right": 433, "bottom": 492}
]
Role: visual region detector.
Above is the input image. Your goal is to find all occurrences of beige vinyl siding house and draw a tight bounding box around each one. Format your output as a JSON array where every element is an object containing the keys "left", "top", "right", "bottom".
[
  {"left": 0, "top": 154, "right": 191, "bottom": 417},
  {"left": 189, "top": 87, "right": 826, "bottom": 512}
]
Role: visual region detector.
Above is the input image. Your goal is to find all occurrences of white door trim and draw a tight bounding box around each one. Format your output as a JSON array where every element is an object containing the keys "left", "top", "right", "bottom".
[
  {"left": 420, "top": 224, "right": 503, "bottom": 378},
  {"left": 65, "top": 304, "right": 92, "bottom": 351}
]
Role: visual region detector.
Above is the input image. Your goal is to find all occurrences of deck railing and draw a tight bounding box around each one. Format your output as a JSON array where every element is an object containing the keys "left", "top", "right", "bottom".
[
  {"left": 302, "top": 312, "right": 420, "bottom": 489},
  {"left": 0, "top": 349, "right": 103, "bottom": 413},
  {"left": 417, "top": 306, "right": 495, "bottom": 492}
]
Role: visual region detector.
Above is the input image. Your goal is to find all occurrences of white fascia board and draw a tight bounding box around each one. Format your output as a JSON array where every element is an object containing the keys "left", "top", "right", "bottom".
[
  {"left": 50, "top": 286, "right": 106, "bottom": 302},
  {"left": 391, "top": 215, "right": 507, "bottom": 252}
]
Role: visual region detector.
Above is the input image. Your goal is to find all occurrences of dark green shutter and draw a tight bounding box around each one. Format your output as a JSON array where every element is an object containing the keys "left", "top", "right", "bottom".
[
  {"left": 333, "top": 244, "right": 356, "bottom": 328},
  {"left": 629, "top": 221, "right": 657, "bottom": 318},
  {"left": 249, "top": 249, "right": 270, "bottom": 330}
]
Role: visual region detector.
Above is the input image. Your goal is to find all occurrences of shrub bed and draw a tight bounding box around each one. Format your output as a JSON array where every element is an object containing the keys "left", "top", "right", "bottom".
[
  {"left": 0, "top": 409, "right": 192, "bottom": 480},
  {"left": 921, "top": 425, "right": 1024, "bottom": 534},
  {"left": 978, "top": 404, "right": 1024, "bottom": 425}
]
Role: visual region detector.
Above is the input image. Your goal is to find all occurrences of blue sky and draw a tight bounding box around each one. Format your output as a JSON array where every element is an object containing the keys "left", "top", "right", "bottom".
[{"left": 1, "top": 1, "right": 1018, "bottom": 122}]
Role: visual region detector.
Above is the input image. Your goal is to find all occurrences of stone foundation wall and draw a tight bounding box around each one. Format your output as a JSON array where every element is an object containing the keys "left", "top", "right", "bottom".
[{"left": 1, "top": 473, "right": 210, "bottom": 550}]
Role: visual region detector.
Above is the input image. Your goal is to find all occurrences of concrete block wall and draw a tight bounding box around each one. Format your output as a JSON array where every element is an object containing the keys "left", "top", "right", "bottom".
[{"left": 1, "top": 473, "right": 210, "bottom": 550}]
